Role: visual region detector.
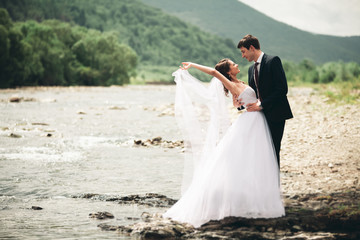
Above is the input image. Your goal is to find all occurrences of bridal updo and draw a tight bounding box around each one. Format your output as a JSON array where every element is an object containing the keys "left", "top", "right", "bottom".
[{"left": 215, "top": 58, "right": 232, "bottom": 96}]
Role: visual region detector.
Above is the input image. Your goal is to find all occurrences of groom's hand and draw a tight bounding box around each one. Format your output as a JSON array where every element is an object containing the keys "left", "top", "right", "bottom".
[
  {"left": 233, "top": 95, "right": 243, "bottom": 108},
  {"left": 246, "top": 101, "right": 263, "bottom": 112}
]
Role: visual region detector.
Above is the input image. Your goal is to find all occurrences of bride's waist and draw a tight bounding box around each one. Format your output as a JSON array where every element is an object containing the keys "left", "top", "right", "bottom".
[{"left": 241, "top": 110, "right": 265, "bottom": 117}]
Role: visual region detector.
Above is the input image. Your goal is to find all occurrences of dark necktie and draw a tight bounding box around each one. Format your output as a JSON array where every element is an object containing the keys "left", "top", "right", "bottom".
[{"left": 254, "top": 62, "right": 262, "bottom": 101}]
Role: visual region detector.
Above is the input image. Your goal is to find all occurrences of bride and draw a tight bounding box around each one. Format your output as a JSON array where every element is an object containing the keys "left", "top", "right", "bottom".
[{"left": 163, "top": 59, "right": 285, "bottom": 228}]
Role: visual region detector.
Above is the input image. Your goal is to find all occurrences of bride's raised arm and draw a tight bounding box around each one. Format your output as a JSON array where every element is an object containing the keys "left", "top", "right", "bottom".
[{"left": 181, "top": 62, "right": 237, "bottom": 95}]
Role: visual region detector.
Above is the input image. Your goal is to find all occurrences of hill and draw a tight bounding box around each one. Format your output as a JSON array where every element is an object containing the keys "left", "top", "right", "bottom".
[
  {"left": 0, "top": 0, "right": 242, "bottom": 67},
  {"left": 142, "top": 0, "right": 360, "bottom": 64}
]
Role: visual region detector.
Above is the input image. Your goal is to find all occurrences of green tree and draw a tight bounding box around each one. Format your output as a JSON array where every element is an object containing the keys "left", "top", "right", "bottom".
[
  {"left": 0, "top": 8, "right": 28, "bottom": 88},
  {"left": 0, "top": 7, "right": 12, "bottom": 29},
  {"left": 299, "top": 59, "right": 319, "bottom": 83},
  {"left": 72, "top": 29, "right": 137, "bottom": 85},
  {"left": 0, "top": 8, "right": 138, "bottom": 88}
]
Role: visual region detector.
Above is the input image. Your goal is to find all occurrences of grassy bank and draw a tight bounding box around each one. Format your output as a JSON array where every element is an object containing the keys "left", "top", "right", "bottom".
[{"left": 289, "top": 80, "right": 360, "bottom": 105}]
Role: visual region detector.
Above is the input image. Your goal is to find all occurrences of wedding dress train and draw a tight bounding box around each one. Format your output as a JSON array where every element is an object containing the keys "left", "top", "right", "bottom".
[{"left": 163, "top": 70, "right": 285, "bottom": 228}]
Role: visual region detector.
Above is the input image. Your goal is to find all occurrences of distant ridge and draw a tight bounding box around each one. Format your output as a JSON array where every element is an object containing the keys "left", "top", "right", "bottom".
[{"left": 142, "top": 0, "right": 360, "bottom": 64}]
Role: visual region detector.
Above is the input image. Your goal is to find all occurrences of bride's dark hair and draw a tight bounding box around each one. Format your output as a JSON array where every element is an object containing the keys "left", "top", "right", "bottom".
[{"left": 215, "top": 58, "right": 232, "bottom": 96}]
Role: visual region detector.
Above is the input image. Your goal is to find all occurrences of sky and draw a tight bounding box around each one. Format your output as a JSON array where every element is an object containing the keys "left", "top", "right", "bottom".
[{"left": 238, "top": 0, "right": 360, "bottom": 36}]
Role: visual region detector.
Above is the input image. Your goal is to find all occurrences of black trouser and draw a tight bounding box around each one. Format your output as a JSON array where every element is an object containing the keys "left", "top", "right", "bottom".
[{"left": 266, "top": 120, "right": 285, "bottom": 168}]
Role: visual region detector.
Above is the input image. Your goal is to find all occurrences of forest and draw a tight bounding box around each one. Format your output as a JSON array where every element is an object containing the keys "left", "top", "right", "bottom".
[
  {"left": 0, "top": 0, "right": 359, "bottom": 90},
  {"left": 0, "top": 8, "right": 137, "bottom": 87}
]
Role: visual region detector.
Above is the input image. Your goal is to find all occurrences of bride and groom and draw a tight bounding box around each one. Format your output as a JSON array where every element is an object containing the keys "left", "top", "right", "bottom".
[{"left": 163, "top": 34, "right": 293, "bottom": 227}]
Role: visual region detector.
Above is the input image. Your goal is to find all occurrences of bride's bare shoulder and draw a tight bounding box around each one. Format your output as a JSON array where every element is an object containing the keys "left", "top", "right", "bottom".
[{"left": 237, "top": 81, "right": 248, "bottom": 92}]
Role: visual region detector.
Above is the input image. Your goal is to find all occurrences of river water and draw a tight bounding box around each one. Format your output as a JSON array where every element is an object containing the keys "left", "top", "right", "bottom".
[{"left": 0, "top": 85, "right": 187, "bottom": 239}]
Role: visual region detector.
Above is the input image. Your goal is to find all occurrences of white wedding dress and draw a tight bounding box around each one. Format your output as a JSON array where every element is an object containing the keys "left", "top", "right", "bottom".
[{"left": 163, "top": 70, "right": 285, "bottom": 228}]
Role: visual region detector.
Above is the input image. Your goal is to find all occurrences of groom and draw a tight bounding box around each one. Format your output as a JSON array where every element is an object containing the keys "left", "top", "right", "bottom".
[{"left": 237, "top": 34, "right": 293, "bottom": 167}]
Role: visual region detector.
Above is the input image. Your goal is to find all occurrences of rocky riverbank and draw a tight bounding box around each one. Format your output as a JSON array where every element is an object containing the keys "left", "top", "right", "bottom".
[
  {"left": 2, "top": 86, "right": 359, "bottom": 239},
  {"left": 83, "top": 190, "right": 359, "bottom": 239},
  {"left": 91, "top": 87, "right": 360, "bottom": 239}
]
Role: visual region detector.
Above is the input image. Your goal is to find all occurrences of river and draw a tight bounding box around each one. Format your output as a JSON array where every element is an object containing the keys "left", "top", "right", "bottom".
[{"left": 0, "top": 85, "right": 186, "bottom": 239}]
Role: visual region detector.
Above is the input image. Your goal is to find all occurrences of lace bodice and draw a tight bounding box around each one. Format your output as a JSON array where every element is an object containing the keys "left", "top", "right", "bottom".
[{"left": 237, "top": 87, "right": 258, "bottom": 106}]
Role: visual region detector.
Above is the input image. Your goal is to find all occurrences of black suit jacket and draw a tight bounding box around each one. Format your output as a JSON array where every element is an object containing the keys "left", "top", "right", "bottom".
[{"left": 248, "top": 53, "right": 293, "bottom": 122}]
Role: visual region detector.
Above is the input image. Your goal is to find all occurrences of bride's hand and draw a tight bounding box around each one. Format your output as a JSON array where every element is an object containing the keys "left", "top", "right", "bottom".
[{"left": 180, "top": 62, "right": 192, "bottom": 70}]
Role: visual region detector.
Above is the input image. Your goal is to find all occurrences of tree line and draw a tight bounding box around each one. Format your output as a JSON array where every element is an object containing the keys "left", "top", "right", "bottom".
[
  {"left": 0, "top": 0, "right": 359, "bottom": 88},
  {"left": 283, "top": 59, "right": 360, "bottom": 84},
  {"left": 0, "top": 8, "right": 137, "bottom": 88}
]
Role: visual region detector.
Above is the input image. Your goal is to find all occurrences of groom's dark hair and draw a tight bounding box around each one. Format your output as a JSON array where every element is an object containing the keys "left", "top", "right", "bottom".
[{"left": 237, "top": 34, "right": 260, "bottom": 50}]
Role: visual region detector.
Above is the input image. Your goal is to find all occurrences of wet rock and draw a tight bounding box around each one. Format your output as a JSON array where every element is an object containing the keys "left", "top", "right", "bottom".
[
  {"left": 9, "top": 133, "right": 22, "bottom": 138},
  {"left": 79, "top": 193, "right": 99, "bottom": 199},
  {"left": 9, "top": 96, "right": 21, "bottom": 102},
  {"left": 73, "top": 193, "right": 177, "bottom": 208},
  {"left": 125, "top": 217, "right": 140, "bottom": 221},
  {"left": 152, "top": 136, "right": 162, "bottom": 143},
  {"left": 141, "top": 212, "right": 152, "bottom": 222},
  {"left": 133, "top": 137, "right": 184, "bottom": 149},
  {"left": 292, "top": 225, "right": 302, "bottom": 231},
  {"left": 114, "top": 193, "right": 177, "bottom": 207},
  {"left": 96, "top": 190, "right": 360, "bottom": 239},
  {"left": 89, "top": 211, "right": 114, "bottom": 219},
  {"left": 31, "top": 123, "right": 49, "bottom": 126},
  {"left": 98, "top": 223, "right": 133, "bottom": 234},
  {"left": 8, "top": 96, "right": 36, "bottom": 102},
  {"left": 98, "top": 223, "right": 119, "bottom": 231},
  {"left": 112, "top": 213, "right": 194, "bottom": 239},
  {"left": 31, "top": 206, "right": 43, "bottom": 210}
]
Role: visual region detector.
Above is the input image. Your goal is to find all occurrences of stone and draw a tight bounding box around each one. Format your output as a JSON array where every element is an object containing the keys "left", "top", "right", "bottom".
[
  {"left": 125, "top": 217, "right": 140, "bottom": 221},
  {"left": 108, "top": 106, "right": 127, "bottom": 110},
  {"left": 31, "top": 206, "right": 43, "bottom": 210},
  {"left": 9, "top": 96, "right": 22, "bottom": 102},
  {"left": 73, "top": 193, "right": 177, "bottom": 208},
  {"left": 9, "top": 133, "right": 22, "bottom": 138},
  {"left": 152, "top": 136, "right": 162, "bottom": 142},
  {"left": 133, "top": 137, "right": 184, "bottom": 149},
  {"left": 89, "top": 211, "right": 114, "bottom": 219},
  {"left": 292, "top": 225, "right": 302, "bottom": 231},
  {"left": 31, "top": 123, "right": 49, "bottom": 126},
  {"left": 95, "top": 190, "right": 360, "bottom": 239}
]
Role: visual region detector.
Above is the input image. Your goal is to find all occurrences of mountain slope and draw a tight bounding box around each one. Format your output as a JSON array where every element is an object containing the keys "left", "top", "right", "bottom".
[
  {"left": 142, "top": 0, "right": 360, "bottom": 64},
  {"left": 0, "top": 0, "right": 241, "bottom": 66}
]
